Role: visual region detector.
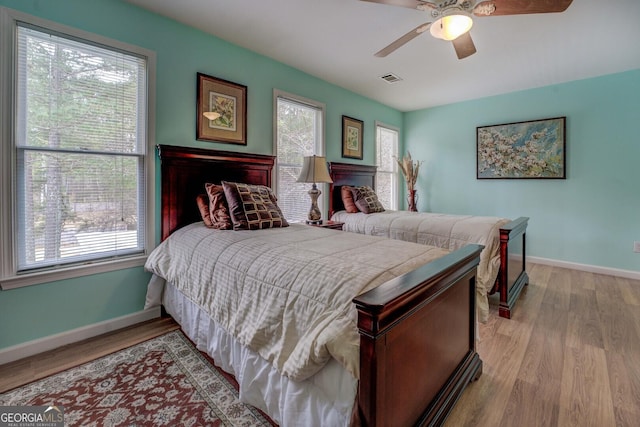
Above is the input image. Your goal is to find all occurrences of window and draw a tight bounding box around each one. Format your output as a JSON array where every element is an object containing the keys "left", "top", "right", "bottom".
[
  {"left": 376, "top": 123, "right": 399, "bottom": 210},
  {"left": 274, "top": 91, "right": 325, "bottom": 223},
  {"left": 0, "top": 9, "right": 155, "bottom": 289}
]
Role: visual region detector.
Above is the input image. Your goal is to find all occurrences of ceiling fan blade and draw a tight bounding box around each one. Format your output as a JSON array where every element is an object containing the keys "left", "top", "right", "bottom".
[
  {"left": 452, "top": 32, "right": 476, "bottom": 59},
  {"left": 473, "top": 0, "right": 573, "bottom": 16},
  {"left": 360, "top": 0, "right": 434, "bottom": 11},
  {"left": 374, "top": 22, "right": 431, "bottom": 57}
]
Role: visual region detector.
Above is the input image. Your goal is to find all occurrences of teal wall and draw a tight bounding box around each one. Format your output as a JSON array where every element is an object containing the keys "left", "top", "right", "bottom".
[
  {"left": 405, "top": 69, "right": 640, "bottom": 272},
  {"left": 0, "top": 0, "right": 401, "bottom": 349},
  {"left": 2, "top": 0, "right": 636, "bottom": 351}
]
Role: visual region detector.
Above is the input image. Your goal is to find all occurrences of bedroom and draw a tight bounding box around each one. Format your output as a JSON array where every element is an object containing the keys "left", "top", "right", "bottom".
[{"left": 0, "top": 0, "right": 639, "bottom": 425}]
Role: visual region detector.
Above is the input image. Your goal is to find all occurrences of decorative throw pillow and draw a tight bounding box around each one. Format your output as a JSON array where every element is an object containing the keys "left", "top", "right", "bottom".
[
  {"left": 196, "top": 194, "right": 214, "bottom": 227},
  {"left": 341, "top": 186, "right": 359, "bottom": 213},
  {"left": 221, "top": 181, "right": 289, "bottom": 230},
  {"left": 204, "top": 183, "right": 233, "bottom": 230},
  {"left": 351, "top": 186, "right": 385, "bottom": 214}
]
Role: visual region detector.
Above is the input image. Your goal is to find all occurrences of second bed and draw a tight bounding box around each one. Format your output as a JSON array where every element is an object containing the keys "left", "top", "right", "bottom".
[{"left": 328, "top": 162, "right": 529, "bottom": 321}]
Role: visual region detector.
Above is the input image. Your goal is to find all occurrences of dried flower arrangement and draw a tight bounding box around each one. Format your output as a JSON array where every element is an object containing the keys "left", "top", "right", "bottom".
[{"left": 395, "top": 151, "right": 423, "bottom": 192}]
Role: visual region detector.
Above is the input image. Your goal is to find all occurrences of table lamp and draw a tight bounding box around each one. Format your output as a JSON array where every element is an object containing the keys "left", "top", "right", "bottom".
[{"left": 296, "top": 155, "right": 333, "bottom": 224}]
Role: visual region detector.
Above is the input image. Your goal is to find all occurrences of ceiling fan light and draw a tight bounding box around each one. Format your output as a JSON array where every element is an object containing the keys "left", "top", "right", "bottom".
[{"left": 430, "top": 15, "right": 473, "bottom": 41}]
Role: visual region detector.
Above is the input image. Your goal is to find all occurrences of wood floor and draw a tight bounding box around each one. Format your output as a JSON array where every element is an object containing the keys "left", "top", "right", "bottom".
[
  {"left": 445, "top": 263, "right": 640, "bottom": 427},
  {"left": 1, "top": 263, "right": 639, "bottom": 426}
]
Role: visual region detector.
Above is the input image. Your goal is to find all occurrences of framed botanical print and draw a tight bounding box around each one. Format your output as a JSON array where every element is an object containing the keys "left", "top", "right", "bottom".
[
  {"left": 342, "top": 115, "right": 363, "bottom": 160},
  {"left": 196, "top": 72, "right": 247, "bottom": 145}
]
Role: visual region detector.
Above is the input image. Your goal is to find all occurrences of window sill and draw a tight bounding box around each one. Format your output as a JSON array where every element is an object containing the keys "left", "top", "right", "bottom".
[{"left": 0, "top": 255, "right": 148, "bottom": 290}]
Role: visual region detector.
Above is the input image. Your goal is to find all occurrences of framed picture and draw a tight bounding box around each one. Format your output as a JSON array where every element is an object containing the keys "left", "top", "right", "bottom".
[
  {"left": 342, "top": 115, "right": 364, "bottom": 160},
  {"left": 196, "top": 72, "right": 247, "bottom": 145},
  {"left": 477, "top": 116, "right": 566, "bottom": 179}
]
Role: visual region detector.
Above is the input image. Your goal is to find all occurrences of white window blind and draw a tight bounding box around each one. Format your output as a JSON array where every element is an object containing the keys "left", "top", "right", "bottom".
[
  {"left": 376, "top": 124, "right": 399, "bottom": 210},
  {"left": 275, "top": 95, "right": 324, "bottom": 223},
  {"left": 15, "top": 23, "right": 147, "bottom": 273}
]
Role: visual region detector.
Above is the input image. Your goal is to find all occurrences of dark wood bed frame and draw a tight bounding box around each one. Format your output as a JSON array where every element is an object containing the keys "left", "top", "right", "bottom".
[
  {"left": 157, "top": 145, "right": 483, "bottom": 427},
  {"left": 328, "top": 162, "right": 529, "bottom": 319}
]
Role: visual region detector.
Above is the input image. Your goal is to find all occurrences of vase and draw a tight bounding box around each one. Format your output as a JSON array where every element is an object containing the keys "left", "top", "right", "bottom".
[{"left": 407, "top": 189, "right": 418, "bottom": 212}]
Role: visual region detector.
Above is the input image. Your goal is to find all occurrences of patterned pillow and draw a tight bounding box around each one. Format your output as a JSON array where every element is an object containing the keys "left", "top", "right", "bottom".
[
  {"left": 351, "top": 186, "right": 385, "bottom": 214},
  {"left": 341, "top": 186, "right": 359, "bottom": 213},
  {"left": 221, "top": 181, "right": 289, "bottom": 230},
  {"left": 204, "top": 183, "right": 233, "bottom": 230}
]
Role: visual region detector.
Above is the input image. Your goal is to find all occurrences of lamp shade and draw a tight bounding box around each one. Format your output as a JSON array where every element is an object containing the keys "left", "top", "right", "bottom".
[
  {"left": 430, "top": 14, "right": 473, "bottom": 41},
  {"left": 297, "top": 155, "right": 333, "bottom": 184}
]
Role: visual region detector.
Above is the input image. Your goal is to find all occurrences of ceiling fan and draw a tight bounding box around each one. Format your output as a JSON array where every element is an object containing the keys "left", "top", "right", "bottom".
[{"left": 364, "top": 0, "right": 573, "bottom": 59}]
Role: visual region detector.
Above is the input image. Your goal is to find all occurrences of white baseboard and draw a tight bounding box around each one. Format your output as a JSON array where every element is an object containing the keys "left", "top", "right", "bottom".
[
  {"left": 527, "top": 256, "right": 640, "bottom": 281},
  {"left": 0, "top": 307, "right": 161, "bottom": 365}
]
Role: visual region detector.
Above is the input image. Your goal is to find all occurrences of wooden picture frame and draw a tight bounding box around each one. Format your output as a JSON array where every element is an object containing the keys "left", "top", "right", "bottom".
[
  {"left": 196, "top": 72, "right": 247, "bottom": 145},
  {"left": 477, "top": 116, "right": 566, "bottom": 179},
  {"left": 342, "top": 115, "right": 364, "bottom": 160}
]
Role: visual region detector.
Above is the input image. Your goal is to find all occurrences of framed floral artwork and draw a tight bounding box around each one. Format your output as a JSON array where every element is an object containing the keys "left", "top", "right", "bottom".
[
  {"left": 342, "top": 115, "right": 363, "bottom": 159},
  {"left": 196, "top": 73, "right": 247, "bottom": 145},
  {"left": 477, "top": 116, "right": 566, "bottom": 179}
]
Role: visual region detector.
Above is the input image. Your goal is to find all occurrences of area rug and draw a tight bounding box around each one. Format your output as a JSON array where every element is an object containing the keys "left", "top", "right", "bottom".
[{"left": 0, "top": 330, "right": 274, "bottom": 426}]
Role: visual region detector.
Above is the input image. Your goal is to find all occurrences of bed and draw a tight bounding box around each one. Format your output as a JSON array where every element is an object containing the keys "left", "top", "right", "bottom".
[
  {"left": 146, "top": 145, "right": 484, "bottom": 427},
  {"left": 328, "top": 162, "right": 529, "bottom": 321}
]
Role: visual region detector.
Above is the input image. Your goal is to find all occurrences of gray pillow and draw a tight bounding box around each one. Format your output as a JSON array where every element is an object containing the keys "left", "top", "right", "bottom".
[
  {"left": 351, "top": 186, "right": 385, "bottom": 214},
  {"left": 222, "top": 181, "right": 289, "bottom": 230}
]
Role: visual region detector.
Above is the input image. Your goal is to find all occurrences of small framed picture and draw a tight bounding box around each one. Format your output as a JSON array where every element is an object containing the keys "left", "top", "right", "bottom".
[
  {"left": 196, "top": 72, "right": 247, "bottom": 145},
  {"left": 342, "top": 115, "right": 363, "bottom": 159}
]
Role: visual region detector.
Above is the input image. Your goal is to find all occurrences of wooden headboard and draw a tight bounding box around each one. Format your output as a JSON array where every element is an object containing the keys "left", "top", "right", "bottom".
[
  {"left": 328, "top": 162, "right": 377, "bottom": 216},
  {"left": 157, "top": 144, "right": 275, "bottom": 240}
]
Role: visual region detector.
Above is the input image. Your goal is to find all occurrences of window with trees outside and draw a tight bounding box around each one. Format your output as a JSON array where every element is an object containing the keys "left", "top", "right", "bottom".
[
  {"left": 275, "top": 92, "right": 325, "bottom": 223},
  {"left": 0, "top": 11, "right": 155, "bottom": 289},
  {"left": 376, "top": 123, "right": 399, "bottom": 210}
]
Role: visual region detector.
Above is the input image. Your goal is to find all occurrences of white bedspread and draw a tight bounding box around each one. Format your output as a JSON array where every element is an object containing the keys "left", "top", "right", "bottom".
[
  {"left": 331, "top": 210, "right": 509, "bottom": 322},
  {"left": 145, "top": 222, "right": 448, "bottom": 382}
]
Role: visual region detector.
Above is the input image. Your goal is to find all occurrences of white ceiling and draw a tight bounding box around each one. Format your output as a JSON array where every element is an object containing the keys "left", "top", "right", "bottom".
[{"left": 125, "top": 0, "right": 640, "bottom": 112}]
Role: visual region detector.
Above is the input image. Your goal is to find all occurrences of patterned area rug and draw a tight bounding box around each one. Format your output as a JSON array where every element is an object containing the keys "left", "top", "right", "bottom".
[{"left": 0, "top": 331, "right": 274, "bottom": 426}]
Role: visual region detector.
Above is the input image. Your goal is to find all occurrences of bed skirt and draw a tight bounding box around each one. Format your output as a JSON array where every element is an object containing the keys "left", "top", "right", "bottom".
[{"left": 145, "top": 275, "right": 358, "bottom": 426}]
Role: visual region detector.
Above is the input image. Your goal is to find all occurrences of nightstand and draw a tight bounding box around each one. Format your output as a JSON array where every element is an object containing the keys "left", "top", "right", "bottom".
[{"left": 307, "top": 220, "right": 344, "bottom": 231}]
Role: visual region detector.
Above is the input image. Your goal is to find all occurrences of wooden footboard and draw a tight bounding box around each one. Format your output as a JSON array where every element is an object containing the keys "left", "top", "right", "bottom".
[
  {"left": 354, "top": 244, "right": 484, "bottom": 427},
  {"left": 491, "top": 216, "right": 529, "bottom": 319}
]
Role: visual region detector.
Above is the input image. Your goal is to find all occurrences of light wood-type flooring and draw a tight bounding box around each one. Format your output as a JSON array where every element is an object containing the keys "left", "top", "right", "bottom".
[
  {"left": 1, "top": 263, "right": 639, "bottom": 426},
  {"left": 445, "top": 263, "right": 640, "bottom": 427}
]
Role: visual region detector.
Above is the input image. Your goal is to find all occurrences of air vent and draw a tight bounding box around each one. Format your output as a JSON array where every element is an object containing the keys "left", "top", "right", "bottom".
[{"left": 380, "top": 73, "right": 402, "bottom": 84}]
